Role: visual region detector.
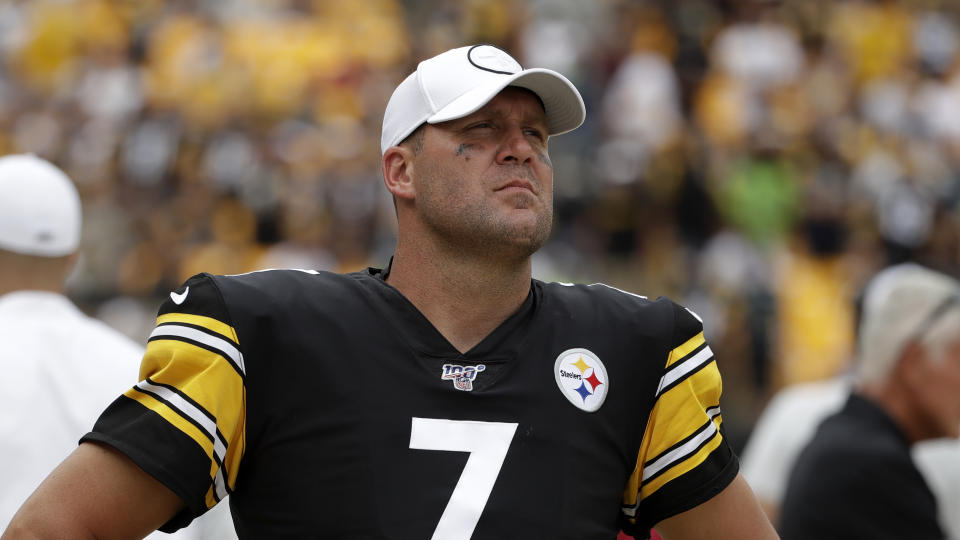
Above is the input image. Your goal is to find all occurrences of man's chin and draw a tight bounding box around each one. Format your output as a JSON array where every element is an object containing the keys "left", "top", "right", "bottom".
[
  {"left": 472, "top": 227, "right": 549, "bottom": 262},
  {"left": 507, "top": 232, "right": 551, "bottom": 261}
]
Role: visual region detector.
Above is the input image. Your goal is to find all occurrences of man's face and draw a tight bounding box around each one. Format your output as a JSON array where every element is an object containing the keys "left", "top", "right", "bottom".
[
  {"left": 916, "top": 335, "right": 960, "bottom": 439},
  {"left": 409, "top": 87, "right": 554, "bottom": 260}
]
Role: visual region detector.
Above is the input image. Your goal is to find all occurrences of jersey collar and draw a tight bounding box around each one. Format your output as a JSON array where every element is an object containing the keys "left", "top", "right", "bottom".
[{"left": 362, "top": 264, "right": 538, "bottom": 362}]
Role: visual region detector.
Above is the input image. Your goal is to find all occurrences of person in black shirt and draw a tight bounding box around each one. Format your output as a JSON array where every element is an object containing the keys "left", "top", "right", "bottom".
[
  {"left": 780, "top": 263, "right": 960, "bottom": 540},
  {"left": 4, "top": 45, "right": 777, "bottom": 540}
]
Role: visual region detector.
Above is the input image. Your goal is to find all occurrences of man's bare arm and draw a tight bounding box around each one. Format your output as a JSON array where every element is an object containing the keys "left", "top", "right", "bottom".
[
  {"left": 2, "top": 442, "right": 185, "bottom": 540},
  {"left": 654, "top": 473, "right": 780, "bottom": 540}
]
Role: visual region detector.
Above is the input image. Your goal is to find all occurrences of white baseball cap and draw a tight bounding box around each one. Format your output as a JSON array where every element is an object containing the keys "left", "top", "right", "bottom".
[
  {"left": 857, "top": 263, "right": 960, "bottom": 383},
  {"left": 0, "top": 154, "right": 81, "bottom": 257},
  {"left": 381, "top": 44, "right": 586, "bottom": 154}
]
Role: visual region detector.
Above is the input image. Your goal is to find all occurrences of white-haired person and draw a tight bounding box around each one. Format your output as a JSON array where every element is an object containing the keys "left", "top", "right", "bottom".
[
  {"left": 0, "top": 154, "right": 233, "bottom": 538},
  {"left": 740, "top": 343, "right": 960, "bottom": 535},
  {"left": 779, "top": 263, "right": 960, "bottom": 539}
]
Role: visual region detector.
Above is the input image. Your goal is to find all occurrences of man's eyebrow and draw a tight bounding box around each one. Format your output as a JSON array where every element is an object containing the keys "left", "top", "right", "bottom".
[{"left": 476, "top": 107, "right": 548, "bottom": 126}]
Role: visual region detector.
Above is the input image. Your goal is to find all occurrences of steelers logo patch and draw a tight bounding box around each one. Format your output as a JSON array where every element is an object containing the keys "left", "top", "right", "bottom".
[{"left": 554, "top": 348, "right": 608, "bottom": 412}]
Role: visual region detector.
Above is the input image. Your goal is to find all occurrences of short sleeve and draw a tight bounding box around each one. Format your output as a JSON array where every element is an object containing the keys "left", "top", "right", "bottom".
[
  {"left": 81, "top": 273, "right": 246, "bottom": 532},
  {"left": 620, "top": 302, "right": 738, "bottom": 532}
]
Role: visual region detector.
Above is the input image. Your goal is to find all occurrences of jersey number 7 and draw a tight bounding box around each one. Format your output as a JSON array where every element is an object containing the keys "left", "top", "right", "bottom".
[{"left": 409, "top": 418, "right": 519, "bottom": 540}]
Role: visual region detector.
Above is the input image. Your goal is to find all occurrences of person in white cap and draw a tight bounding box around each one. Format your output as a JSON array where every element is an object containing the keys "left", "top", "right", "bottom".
[
  {"left": 4, "top": 46, "right": 776, "bottom": 540},
  {"left": 0, "top": 155, "right": 227, "bottom": 539},
  {"left": 779, "top": 263, "right": 960, "bottom": 540},
  {"left": 740, "top": 285, "right": 960, "bottom": 538}
]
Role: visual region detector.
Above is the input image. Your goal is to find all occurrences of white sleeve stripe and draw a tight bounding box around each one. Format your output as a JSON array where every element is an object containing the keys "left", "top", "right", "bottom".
[
  {"left": 136, "top": 379, "right": 229, "bottom": 500},
  {"left": 706, "top": 406, "right": 722, "bottom": 420},
  {"left": 213, "top": 468, "right": 228, "bottom": 502},
  {"left": 621, "top": 410, "right": 724, "bottom": 518},
  {"left": 150, "top": 324, "right": 245, "bottom": 376},
  {"left": 656, "top": 346, "right": 713, "bottom": 396},
  {"left": 621, "top": 420, "right": 717, "bottom": 518},
  {"left": 641, "top": 420, "right": 718, "bottom": 483}
]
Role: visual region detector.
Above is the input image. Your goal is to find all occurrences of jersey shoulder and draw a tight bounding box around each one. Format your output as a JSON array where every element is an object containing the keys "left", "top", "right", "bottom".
[
  {"left": 536, "top": 280, "right": 704, "bottom": 350},
  {"left": 159, "top": 269, "right": 362, "bottom": 321}
]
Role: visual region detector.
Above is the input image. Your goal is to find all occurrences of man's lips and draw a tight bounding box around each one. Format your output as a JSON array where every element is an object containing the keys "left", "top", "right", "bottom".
[{"left": 496, "top": 180, "right": 535, "bottom": 194}]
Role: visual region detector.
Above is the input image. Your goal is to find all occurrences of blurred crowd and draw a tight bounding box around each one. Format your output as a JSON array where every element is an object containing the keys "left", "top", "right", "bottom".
[{"left": 4, "top": 0, "right": 960, "bottom": 449}]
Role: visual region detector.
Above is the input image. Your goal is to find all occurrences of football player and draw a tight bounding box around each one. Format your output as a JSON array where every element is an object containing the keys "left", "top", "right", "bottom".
[{"left": 3, "top": 45, "right": 777, "bottom": 540}]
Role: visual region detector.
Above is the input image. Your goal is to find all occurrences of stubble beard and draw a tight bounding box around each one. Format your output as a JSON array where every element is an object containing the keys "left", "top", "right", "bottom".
[{"left": 416, "top": 164, "right": 553, "bottom": 263}]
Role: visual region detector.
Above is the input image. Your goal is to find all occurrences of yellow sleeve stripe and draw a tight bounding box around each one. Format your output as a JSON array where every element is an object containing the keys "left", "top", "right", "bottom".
[
  {"left": 622, "top": 360, "right": 725, "bottom": 511},
  {"left": 621, "top": 412, "right": 725, "bottom": 515},
  {"left": 126, "top": 386, "right": 212, "bottom": 455},
  {"left": 622, "top": 401, "right": 658, "bottom": 510},
  {"left": 149, "top": 322, "right": 245, "bottom": 378},
  {"left": 666, "top": 332, "right": 705, "bottom": 368},
  {"left": 157, "top": 313, "right": 238, "bottom": 344},
  {"left": 639, "top": 426, "right": 723, "bottom": 500},
  {"left": 128, "top": 379, "right": 233, "bottom": 503},
  {"left": 137, "top": 339, "right": 246, "bottom": 503},
  {"left": 643, "top": 363, "right": 723, "bottom": 464},
  {"left": 657, "top": 345, "right": 713, "bottom": 397},
  {"left": 125, "top": 387, "right": 225, "bottom": 502},
  {"left": 641, "top": 403, "right": 723, "bottom": 478}
]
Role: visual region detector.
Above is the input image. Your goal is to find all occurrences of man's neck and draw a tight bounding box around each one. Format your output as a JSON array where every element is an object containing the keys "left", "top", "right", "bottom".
[
  {"left": 386, "top": 243, "right": 532, "bottom": 354},
  {"left": 0, "top": 252, "right": 73, "bottom": 296},
  {"left": 858, "top": 382, "right": 929, "bottom": 444},
  {"left": 0, "top": 272, "right": 64, "bottom": 297}
]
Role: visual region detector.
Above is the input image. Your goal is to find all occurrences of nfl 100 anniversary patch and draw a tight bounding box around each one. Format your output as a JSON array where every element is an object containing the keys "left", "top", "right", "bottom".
[
  {"left": 554, "top": 348, "right": 608, "bottom": 412},
  {"left": 441, "top": 363, "right": 486, "bottom": 391}
]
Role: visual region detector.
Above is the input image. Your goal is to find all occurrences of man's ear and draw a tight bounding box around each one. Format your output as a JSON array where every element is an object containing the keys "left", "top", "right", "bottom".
[
  {"left": 382, "top": 146, "right": 416, "bottom": 201},
  {"left": 896, "top": 341, "right": 928, "bottom": 392}
]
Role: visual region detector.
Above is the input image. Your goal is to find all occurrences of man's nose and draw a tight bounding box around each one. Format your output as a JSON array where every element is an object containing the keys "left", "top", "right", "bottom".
[{"left": 495, "top": 127, "right": 535, "bottom": 165}]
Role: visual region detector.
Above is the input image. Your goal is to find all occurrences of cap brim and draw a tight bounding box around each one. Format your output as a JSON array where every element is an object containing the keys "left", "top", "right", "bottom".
[{"left": 427, "top": 68, "right": 585, "bottom": 136}]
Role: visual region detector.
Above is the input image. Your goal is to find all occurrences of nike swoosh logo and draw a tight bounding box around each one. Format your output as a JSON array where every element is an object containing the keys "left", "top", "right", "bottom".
[{"left": 170, "top": 286, "right": 189, "bottom": 305}]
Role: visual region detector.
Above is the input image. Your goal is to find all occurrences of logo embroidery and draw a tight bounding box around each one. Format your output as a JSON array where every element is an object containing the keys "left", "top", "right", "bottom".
[
  {"left": 170, "top": 286, "right": 189, "bottom": 305},
  {"left": 467, "top": 45, "right": 521, "bottom": 75},
  {"left": 554, "top": 348, "right": 608, "bottom": 412},
  {"left": 441, "top": 363, "right": 486, "bottom": 391}
]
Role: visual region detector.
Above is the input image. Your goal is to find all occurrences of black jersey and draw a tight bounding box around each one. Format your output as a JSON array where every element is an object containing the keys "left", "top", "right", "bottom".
[{"left": 83, "top": 268, "right": 737, "bottom": 539}]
